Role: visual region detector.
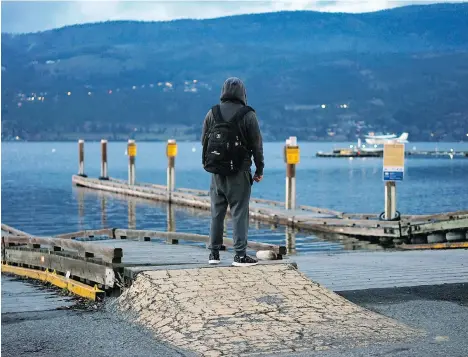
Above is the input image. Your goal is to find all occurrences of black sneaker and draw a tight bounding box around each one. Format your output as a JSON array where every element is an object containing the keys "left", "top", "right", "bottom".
[
  {"left": 232, "top": 255, "right": 258, "bottom": 267},
  {"left": 209, "top": 252, "right": 220, "bottom": 265}
]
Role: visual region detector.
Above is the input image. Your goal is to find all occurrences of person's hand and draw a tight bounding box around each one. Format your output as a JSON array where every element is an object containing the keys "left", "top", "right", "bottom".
[{"left": 253, "top": 174, "right": 263, "bottom": 183}]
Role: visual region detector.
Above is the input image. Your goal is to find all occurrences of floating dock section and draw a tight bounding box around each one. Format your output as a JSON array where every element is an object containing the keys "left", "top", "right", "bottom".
[{"left": 73, "top": 175, "right": 468, "bottom": 244}]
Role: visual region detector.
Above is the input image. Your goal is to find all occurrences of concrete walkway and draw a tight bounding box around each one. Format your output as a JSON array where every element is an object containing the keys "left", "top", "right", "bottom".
[{"left": 295, "top": 250, "right": 468, "bottom": 291}]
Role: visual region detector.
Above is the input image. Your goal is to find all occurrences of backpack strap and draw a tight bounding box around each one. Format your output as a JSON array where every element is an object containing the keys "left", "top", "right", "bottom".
[
  {"left": 211, "top": 105, "right": 224, "bottom": 123},
  {"left": 203, "top": 105, "right": 223, "bottom": 145},
  {"left": 232, "top": 106, "right": 255, "bottom": 149}
]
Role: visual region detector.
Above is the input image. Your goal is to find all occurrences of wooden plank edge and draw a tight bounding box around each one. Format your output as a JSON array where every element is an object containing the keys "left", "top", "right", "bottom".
[
  {"left": 1, "top": 263, "right": 105, "bottom": 301},
  {"left": 114, "top": 229, "right": 286, "bottom": 255},
  {"left": 3, "top": 235, "right": 122, "bottom": 264},
  {"left": 55, "top": 229, "right": 114, "bottom": 239},
  {"left": 398, "top": 242, "right": 468, "bottom": 250},
  {"left": 4, "top": 248, "right": 116, "bottom": 286},
  {"left": 1, "top": 223, "right": 30, "bottom": 236}
]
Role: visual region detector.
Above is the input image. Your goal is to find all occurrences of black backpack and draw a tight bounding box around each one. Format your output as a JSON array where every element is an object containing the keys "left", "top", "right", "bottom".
[{"left": 202, "top": 104, "right": 254, "bottom": 176}]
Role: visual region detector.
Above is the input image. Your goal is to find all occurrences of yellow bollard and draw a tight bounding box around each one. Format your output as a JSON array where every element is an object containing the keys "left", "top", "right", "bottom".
[
  {"left": 284, "top": 136, "right": 300, "bottom": 210},
  {"left": 127, "top": 140, "right": 137, "bottom": 185},
  {"left": 166, "top": 139, "right": 177, "bottom": 200}
]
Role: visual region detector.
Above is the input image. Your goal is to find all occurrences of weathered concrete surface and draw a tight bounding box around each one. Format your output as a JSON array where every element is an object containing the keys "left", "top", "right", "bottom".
[
  {"left": 275, "top": 283, "right": 468, "bottom": 357},
  {"left": 295, "top": 250, "right": 468, "bottom": 291},
  {"left": 118, "top": 264, "right": 422, "bottom": 356}
]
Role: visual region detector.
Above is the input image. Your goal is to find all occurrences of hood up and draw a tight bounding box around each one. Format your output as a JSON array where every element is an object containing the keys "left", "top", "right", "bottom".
[{"left": 220, "top": 77, "right": 247, "bottom": 105}]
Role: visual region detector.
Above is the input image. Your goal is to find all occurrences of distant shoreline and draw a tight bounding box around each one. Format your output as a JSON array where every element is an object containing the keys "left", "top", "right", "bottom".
[{"left": 3, "top": 139, "right": 468, "bottom": 144}]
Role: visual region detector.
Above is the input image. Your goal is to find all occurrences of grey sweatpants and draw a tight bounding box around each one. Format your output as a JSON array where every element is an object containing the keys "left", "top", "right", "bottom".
[{"left": 209, "top": 170, "right": 252, "bottom": 256}]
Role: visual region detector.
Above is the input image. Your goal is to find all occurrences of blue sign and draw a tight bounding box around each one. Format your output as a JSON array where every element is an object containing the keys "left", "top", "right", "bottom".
[{"left": 383, "top": 171, "right": 404, "bottom": 181}]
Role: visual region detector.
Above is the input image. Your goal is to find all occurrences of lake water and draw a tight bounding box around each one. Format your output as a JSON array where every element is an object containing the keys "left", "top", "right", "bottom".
[{"left": 2, "top": 141, "right": 467, "bottom": 255}]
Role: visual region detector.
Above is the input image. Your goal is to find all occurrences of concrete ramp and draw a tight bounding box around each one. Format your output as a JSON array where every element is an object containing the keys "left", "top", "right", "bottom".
[{"left": 118, "top": 264, "right": 421, "bottom": 356}]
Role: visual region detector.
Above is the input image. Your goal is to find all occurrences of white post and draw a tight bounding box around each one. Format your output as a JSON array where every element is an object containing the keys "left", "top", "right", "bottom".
[
  {"left": 166, "top": 204, "right": 177, "bottom": 244},
  {"left": 78, "top": 139, "right": 85, "bottom": 176},
  {"left": 100, "top": 139, "right": 108, "bottom": 180},
  {"left": 384, "top": 181, "right": 397, "bottom": 220}
]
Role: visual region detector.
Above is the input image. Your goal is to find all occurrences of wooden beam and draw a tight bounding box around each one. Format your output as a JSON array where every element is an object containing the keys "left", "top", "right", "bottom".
[
  {"left": 399, "top": 241, "right": 468, "bottom": 250},
  {"left": 1, "top": 224, "right": 30, "bottom": 236},
  {"left": 297, "top": 205, "right": 343, "bottom": 217},
  {"left": 2, "top": 235, "right": 122, "bottom": 264},
  {"left": 4, "top": 248, "right": 115, "bottom": 286},
  {"left": 114, "top": 229, "right": 209, "bottom": 243},
  {"left": 409, "top": 218, "right": 468, "bottom": 235},
  {"left": 1, "top": 264, "right": 105, "bottom": 301},
  {"left": 55, "top": 229, "right": 114, "bottom": 239},
  {"left": 114, "top": 229, "right": 286, "bottom": 254}
]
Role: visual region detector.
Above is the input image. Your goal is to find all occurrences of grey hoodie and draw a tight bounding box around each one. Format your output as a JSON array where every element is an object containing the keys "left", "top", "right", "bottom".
[{"left": 201, "top": 77, "right": 264, "bottom": 176}]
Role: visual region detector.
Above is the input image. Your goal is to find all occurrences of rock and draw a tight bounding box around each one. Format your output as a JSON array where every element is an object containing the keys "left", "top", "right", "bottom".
[
  {"left": 427, "top": 233, "right": 445, "bottom": 244},
  {"left": 256, "top": 250, "right": 277, "bottom": 261},
  {"left": 446, "top": 231, "right": 465, "bottom": 242},
  {"left": 410, "top": 235, "right": 427, "bottom": 244}
]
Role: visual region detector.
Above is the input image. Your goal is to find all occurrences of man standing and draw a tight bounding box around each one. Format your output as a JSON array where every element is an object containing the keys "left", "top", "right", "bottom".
[{"left": 201, "top": 77, "right": 264, "bottom": 267}]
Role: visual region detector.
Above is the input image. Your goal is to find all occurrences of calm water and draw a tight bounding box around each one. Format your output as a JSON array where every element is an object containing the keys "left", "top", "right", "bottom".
[{"left": 2, "top": 141, "right": 467, "bottom": 254}]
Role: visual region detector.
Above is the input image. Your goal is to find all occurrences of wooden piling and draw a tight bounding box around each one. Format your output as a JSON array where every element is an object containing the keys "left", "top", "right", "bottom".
[
  {"left": 166, "top": 139, "right": 177, "bottom": 201},
  {"left": 99, "top": 139, "right": 108, "bottom": 180},
  {"left": 127, "top": 140, "right": 136, "bottom": 185},
  {"left": 166, "top": 204, "right": 177, "bottom": 244},
  {"left": 284, "top": 137, "right": 299, "bottom": 210},
  {"left": 285, "top": 226, "right": 296, "bottom": 255},
  {"left": 384, "top": 181, "right": 397, "bottom": 220},
  {"left": 78, "top": 139, "right": 86, "bottom": 177}
]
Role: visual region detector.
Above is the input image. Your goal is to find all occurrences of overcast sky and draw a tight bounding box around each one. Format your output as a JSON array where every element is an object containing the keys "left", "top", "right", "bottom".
[{"left": 1, "top": 0, "right": 464, "bottom": 34}]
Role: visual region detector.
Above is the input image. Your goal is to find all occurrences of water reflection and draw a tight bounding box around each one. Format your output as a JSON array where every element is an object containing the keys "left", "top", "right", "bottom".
[
  {"left": 167, "top": 203, "right": 175, "bottom": 232},
  {"left": 101, "top": 195, "right": 107, "bottom": 227},
  {"left": 128, "top": 199, "right": 136, "bottom": 229},
  {"left": 77, "top": 190, "right": 85, "bottom": 231},
  {"left": 285, "top": 226, "right": 296, "bottom": 255}
]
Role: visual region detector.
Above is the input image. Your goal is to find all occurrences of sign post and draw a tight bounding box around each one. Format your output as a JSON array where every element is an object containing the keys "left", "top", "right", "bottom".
[{"left": 383, "top": 143, "right": 405, "bottom": 220}]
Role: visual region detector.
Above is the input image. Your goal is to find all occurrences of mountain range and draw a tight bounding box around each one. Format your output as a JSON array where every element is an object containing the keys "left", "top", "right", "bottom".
[{"left": 2, "top": 3, "right": 468, "bottom": 141}]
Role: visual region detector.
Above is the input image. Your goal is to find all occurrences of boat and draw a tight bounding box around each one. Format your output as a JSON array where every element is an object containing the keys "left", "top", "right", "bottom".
[
  {"left": 364, "top": 132, "right": 409, "bottom": 145},
  {"left": 315, "top": 132, "right": 410, "bottom": 158}
]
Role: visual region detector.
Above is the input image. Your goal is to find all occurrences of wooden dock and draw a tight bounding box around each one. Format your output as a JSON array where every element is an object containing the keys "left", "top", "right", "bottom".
[
  {"left": 1, "top": 223, "right": 288, "bottom": 300},
  {"left": 316, "top": 149, "right": 468, "bottom": 158},
  {"left": 72, "top": 175, "right": 468, "bottom": 244}
]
